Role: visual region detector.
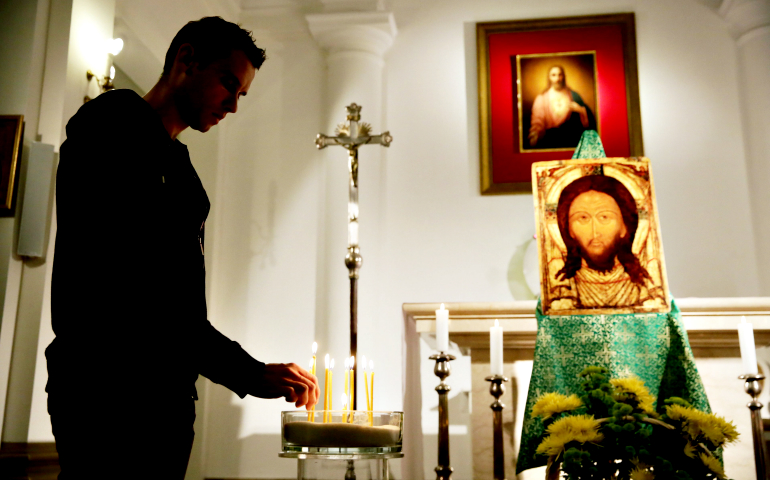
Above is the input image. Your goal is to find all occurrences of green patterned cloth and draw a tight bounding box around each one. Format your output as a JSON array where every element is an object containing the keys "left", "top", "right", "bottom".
[
  {"left": 572, "top": 129, "right": 606, "bottom": 159},
  {"left": 515, "top": 299, "right": 711, "bottom": 473}
]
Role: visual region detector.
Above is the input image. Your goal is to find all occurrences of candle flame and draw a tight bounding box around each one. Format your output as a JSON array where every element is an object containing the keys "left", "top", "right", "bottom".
[
  {"left": 324, "top": 353, "right": 329, "bottom": 368},
  {"left": 369, "top": 360, "right": 373, "bottom": 370},
  {"left": 330, "top": 358, "right": 335, "bottom": 369},
  {"left": 495, "top": 319, "right": 499, "bottom": 327},
  {"left": 741, "top": 316, "right": 747, "bottom": 324},
  {"left": 312, "top": 342, "right": 317, "bottom": 354},
  {"left": 344, "top": 357, "right": 349, "bottom": 369},
  {"left": 362, "top": 355, "right": 367, "bottom": 371},
  {"left": 350, "top": 355, "right": 355, "bottom": 367},
  {"left": 341, "top": 394, "right": 348, "bottom": 407},
  {"left": 440, "top": 303, "right": 445, "bottom": 310}
]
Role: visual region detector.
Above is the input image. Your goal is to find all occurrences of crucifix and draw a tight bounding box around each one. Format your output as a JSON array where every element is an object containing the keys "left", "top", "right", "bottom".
[{"left": 315, "top": 103, "right": 392, "bottom": 409}]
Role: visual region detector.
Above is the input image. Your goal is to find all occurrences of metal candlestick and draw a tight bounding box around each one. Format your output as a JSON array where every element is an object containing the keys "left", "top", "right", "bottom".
[
  {"left": 739, "top": 373, "right": 767, "bottom": 480},
  {"left": 316, "top": 103, "right": 392, "bottom": 409},
  {"left": 430, "top": 352, "right": 456, "bottom": 480},
  {"left": 485, "top": 375, "right": 509, "bottom": 480}
]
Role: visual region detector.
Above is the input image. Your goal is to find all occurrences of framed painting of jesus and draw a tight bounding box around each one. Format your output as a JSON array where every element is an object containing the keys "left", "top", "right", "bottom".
[
  {"left": 478, "top": 13, "right": 643, "bottom": 194},
  {"left": 532, "top": 157, "right": 671, "bottom": 316}
]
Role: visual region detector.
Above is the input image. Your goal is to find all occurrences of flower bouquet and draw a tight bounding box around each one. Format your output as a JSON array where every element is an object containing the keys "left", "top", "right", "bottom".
[{"left": 532, "top": 367, "right": 739, "bottom": 480}]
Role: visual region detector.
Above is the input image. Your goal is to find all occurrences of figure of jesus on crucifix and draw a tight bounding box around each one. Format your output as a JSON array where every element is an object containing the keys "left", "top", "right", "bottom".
[{"left": 316, "top": 103, "right": 392, "bottom": 408}]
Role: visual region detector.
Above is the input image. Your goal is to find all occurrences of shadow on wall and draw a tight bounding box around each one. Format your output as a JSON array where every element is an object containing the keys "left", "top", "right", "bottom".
[{"left": 508, "top": 236, "right": 539, "bottom": 301}]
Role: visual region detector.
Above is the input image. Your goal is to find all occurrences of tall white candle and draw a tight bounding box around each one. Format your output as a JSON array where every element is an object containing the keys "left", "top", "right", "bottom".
[
  {"left": 738, "top": 316, "right": 758, "bottom": 374},
  {"left": 490, "top": 319, "right": 503, "bottom": 376},
  {"left": 436, "top": 303, "right": 449, "bottom": 352}
]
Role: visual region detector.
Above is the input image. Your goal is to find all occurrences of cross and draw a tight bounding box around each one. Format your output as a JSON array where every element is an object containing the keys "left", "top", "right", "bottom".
[
  {"left": 555, "top": 346, "right": 575, "bottom": 367},
  {"left": 576, "top": 326, "right": 593, "bottom": 344},
  {"left": 657, "top": 326, "right": 671, "bottom": 348},
  {"left": 595, "top": 345, "right": 615, "bottom": 363},
  {"left": 538, "top": 327, "right": 552, "bottom": 345},
  {"left": 636, "top": 346, "right": 657, "bottom": 367},
  {"left": 315, "top": 103, "right": 392, "bottom": 409},
  {"left": 616, "top": 324, "right": 636, "bottom": 343}
]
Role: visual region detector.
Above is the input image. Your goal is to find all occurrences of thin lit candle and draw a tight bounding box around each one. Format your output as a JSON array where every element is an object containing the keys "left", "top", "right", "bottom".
[
  {"left": 323, "top": 354, "right": 330, "bottom": 422},
  {"left": 369, "top": 359, "right": 374, "bottom": 411},
  {"left": 308, "top": 358, "right": 316, "bottom": 422},
  {"left": 369, "top": 360, "right": 374, "bottom": 426},
  {"left": 349, "top": 355, "right": 355, "bottom": 421},
  {"left": 341, "top": 394, "right": 348, "bottom": 423},
  {"left": 329, "top": 358, "right": 335, "bottom": 414}
]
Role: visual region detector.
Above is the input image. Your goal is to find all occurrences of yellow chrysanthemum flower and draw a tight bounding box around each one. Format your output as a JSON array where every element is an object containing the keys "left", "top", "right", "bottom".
[
  {"left": 665, "top": 405, "right": 739, "bottom": 447},
  {"left": 683, "top": 442, "right": 697, "bottom": 458},
  {"left": 629, "top": 467, "right": 655, "bottom": 480},
  {"left": 699, "top": 452, "right": 726, "bottom": 479},
  {"left": 532, "top": 392, "right": 583, "bottom": 419},
  {"left": 536, "top": 414, "right": 604, "bottom": 456},
  {"left": 611, "top": 377, "right": 657, "bottom": 414}
]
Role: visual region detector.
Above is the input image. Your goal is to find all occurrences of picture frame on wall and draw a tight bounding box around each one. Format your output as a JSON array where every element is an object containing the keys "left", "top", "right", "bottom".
[
  {"left": 0, "top": 115, "right": 24, "bottom": 216},
  {"left": 477, "top": 13, "right": 643, "bottom": 194}
]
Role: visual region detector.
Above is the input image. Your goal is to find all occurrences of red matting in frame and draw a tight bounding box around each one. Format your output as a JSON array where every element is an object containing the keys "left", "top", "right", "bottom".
[{"left": 488, "top": 25, "right": 631, "bottom": 185}]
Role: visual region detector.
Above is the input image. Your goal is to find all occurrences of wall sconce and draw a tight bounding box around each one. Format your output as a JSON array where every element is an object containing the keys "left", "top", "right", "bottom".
[{"left": 84, "top": 38, "right": 123, "bottom": 103}]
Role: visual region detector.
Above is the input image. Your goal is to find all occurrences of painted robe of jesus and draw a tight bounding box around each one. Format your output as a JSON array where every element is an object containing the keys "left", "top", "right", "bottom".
[{"left": 527, "top": 66, "right": 596, "bottom": 149}]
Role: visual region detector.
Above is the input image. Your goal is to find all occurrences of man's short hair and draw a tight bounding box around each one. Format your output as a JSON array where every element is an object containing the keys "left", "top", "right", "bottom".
[
  {"left": 163, "top": 16, "right": 266, "bottom": 76},
  {"left": 555, "top": 174, "right": 650, "bottom": 284}
]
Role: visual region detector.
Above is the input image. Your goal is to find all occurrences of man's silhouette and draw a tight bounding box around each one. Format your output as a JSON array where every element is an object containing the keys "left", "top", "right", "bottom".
[{"left": 46, "top": 17, "right": 318, "bottom": 479}]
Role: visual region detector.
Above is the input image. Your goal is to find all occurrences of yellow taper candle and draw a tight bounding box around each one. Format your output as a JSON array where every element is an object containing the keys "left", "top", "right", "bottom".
[
  {"left": 349, "top": 355, "right": 355, "bottom": 423},
  {"left": 323, "top": 354, "right": 330, "bottom": 422},
  {"left": 329, "top": 358, "right": 334, "bottom": 421},
  {"left": 369, "top": 360, "right": 374, "bottom": 425},
  {"left": 310, "top": 342, "right": 318, "bottom": 422}
]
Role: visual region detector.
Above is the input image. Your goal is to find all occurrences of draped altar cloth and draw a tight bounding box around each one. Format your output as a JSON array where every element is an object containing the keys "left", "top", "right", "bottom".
[{"left": 516, "top": 300, "right": 711, "bottom": 473}]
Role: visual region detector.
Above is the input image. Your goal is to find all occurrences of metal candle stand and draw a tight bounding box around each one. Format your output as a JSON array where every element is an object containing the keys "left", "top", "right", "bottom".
[
  {"left": 430, "top": 352, "right": 456, "bottom": 480},
  {"left": 485, "top": 375, "right": 509, "bottom": 480},
  {"left": 739, "top": 373, "right": 768, "bottom": 480}
]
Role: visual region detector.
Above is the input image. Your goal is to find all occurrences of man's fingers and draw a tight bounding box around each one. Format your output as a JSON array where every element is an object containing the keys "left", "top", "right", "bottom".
[{"left": 281, "top": 378, "right": 310, "bottom": 407}]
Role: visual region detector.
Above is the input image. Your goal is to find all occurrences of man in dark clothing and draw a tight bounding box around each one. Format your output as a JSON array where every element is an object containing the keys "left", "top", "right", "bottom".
[{"left": 46, "top": 17, "right": 318, "bottom": 479}]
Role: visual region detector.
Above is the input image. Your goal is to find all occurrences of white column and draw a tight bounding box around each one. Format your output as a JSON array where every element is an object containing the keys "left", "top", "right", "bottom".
[
  {"left": 711, "top": 0, "right": 770, "bottom": 294},
  {"left": 306, "top": 10, "right": 396, "bottom": 401}
]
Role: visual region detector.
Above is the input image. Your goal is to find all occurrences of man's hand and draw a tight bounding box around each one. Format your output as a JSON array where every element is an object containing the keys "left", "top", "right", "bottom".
[{"left": 251, "top": 363, "right": 319, "bottom": 410}]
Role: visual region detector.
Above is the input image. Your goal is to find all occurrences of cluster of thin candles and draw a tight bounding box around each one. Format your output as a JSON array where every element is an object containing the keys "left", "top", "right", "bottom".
[{"left": 307, "top": 342, "right": 375, "bottom": 424}]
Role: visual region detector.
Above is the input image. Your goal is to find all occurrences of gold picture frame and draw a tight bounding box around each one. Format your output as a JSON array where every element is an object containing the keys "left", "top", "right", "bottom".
[
  {"left": 478, "top": 13, "right": 643, "bottom": 194},
  {"left": 0, "top": 115, "right": 24, "bottom": 216},
  {"left": 532, "top": 157, "right": 670, "bottom": 316}
]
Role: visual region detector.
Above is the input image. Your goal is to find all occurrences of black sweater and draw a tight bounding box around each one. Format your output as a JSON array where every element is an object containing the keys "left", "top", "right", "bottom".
[{"left": 46, "top": 89, "right": 264, "bottom": 401}]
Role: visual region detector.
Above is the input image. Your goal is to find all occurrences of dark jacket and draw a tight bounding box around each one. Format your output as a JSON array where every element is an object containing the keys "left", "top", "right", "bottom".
[{"left": 46, "top": 89, "right": 264, "bottom": 402}]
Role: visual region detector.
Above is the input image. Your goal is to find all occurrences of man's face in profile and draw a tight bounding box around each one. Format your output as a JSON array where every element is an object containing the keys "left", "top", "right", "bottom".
[
  {"left": 175, "top": 49, "right": 256, "bottom": 133},
  {"left": 549, "top": 67, "right": 565, "bottom": 91},
  {"left": 568, "top": 190, "right": 628, "bottom": 270}
]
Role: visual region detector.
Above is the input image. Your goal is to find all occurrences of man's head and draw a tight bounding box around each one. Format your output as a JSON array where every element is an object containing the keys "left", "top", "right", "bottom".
[
  {"left": 547, "top": 66, "right": 566, "bottom": 91},
  {"left": 162, "top": 17, "right": 266, "bottom": 132},
  {"left": 556, "top": 175, "right": 650, "bottom": 284}
]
